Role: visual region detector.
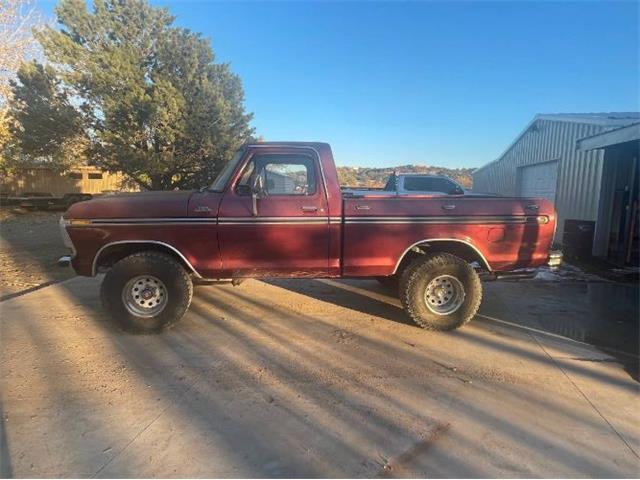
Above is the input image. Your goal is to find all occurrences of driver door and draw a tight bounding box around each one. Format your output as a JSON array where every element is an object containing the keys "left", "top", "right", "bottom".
[{"left": 217, "top": 148, "right": 330, "bottom": 277}]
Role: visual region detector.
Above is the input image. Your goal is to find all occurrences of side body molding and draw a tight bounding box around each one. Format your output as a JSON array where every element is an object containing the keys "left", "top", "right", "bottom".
[{"left": 92, "top": 240, "right": 202, "bottom": 277}]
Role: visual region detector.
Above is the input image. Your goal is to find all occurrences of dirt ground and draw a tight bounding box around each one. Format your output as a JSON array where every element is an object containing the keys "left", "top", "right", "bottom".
[
  {"left": 0, "top": 209, "right": 74, "bottom": 301},
  {"left": 1, "top": 275, "right": 639, "bottom": 478}
]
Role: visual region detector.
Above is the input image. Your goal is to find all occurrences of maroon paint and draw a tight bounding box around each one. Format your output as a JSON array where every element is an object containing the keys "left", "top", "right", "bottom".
[
  {"left": 216, "top": 146, "right": 330, "bottom": 276},
  {"left": 342, "top": 196, "right": 556, "bottom": 275},
  {"left": 64, "top": 142, "right": 556, "bottom": 279},
  {"left": 67, "top": 190, "right": 194, "bottom": 218}
]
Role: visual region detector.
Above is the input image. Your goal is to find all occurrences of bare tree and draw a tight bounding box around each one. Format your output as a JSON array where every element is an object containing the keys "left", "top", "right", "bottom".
[
  {"left": 0, "top": 0, "right": 43, "bottom": 156},
  {"left": 0, "top": 0, "right": 42, "bottom": 104}
]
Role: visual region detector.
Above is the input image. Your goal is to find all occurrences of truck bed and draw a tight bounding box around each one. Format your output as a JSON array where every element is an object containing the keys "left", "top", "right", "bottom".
[{"left": 342, "top": 195, "right": 556, "bottom": 275}]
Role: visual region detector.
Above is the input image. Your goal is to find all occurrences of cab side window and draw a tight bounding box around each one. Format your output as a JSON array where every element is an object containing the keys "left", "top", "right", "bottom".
[{"left": 237, "top": 154, "right": 317, "bottom": 196}]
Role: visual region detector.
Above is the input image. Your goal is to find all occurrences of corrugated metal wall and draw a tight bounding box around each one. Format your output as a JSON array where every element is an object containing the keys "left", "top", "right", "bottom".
[{"left": 473, "top": 119, "right": 606, "bottom": 242}]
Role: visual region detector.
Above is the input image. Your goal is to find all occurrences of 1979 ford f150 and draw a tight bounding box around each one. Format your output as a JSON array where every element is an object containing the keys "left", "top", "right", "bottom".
[{"left": 59, "top": 142, "right": 562, "bottom": 333}]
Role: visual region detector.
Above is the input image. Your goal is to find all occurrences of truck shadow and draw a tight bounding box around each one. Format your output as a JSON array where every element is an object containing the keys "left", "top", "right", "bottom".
[
  {"left": 3, "top": 277, "right": 639, "bottom": 477},
  {"left": 264, "top": 277, "right": 640, "bottom": 383},
  {"left": 264, "top": 278, "right": 412, "bottom": 325}
]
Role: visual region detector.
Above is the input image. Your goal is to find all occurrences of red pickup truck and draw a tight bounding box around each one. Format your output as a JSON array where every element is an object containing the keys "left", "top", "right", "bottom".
[{"left": 60, "top": 142, "right": 561, "bottom": 333}]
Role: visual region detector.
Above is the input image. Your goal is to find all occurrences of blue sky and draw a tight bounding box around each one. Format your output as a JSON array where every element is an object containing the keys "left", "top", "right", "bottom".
[{"left": 40, "top": 1, "right": 639, "bottom": 168}]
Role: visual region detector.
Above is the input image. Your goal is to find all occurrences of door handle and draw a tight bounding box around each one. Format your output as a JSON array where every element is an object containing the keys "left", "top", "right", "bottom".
[
  {"left": 301, "top": 206, "right": 318, "bottom": 212},
  {"left": 441, "top": 204, "right": 456, "bottom": 210},
  {"left": 355, "top": 205, "right": 370, "bottom": 211}
]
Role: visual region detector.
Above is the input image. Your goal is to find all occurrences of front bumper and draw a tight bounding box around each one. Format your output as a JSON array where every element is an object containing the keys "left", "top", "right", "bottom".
[
  {"left": 547, "top": 250, "right": 563, "bottom": 270},
  {"left": 59, "top": 217, "right": 76, "bottom": 256},
  {"left": 58, "top": 217, "right": 77, "bottom": 269}
]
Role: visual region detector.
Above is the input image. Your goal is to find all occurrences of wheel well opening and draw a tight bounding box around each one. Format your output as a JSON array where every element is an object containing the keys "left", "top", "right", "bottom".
[
  {"left": 94, "top": 243, "right": 195, "bottom": 275},
  {"left": 395, "top": 240, "right": 490, "bottom": 275}
]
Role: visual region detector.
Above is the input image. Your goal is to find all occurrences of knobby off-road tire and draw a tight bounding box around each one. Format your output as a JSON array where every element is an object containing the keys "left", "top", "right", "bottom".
[
  {"left": 101, "top": 252, "right": 193, "bottom": 334},
  {"left": 400, "top": 253, "right": 482, "bottom": 331}
]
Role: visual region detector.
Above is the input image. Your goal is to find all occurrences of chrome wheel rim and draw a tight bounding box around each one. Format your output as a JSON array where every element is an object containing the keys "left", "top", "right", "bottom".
[
  {"left": 424, "top": 275, "right": 465, "bottom": 315},
  {"left": 122, "top": 275, "right": 168, "bottom": 317}
]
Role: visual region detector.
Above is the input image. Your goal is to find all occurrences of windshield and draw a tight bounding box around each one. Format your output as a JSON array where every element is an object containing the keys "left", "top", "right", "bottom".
[{"left": 210, "top": 149, "right": 245, "bottom": 192}]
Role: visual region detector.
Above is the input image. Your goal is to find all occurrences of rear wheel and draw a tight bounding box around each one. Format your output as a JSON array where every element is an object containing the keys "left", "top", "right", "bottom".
[
  {"left": 400, "top": 253, "right": 481, "bottom": 331},
  {"left": 101, "top": 252, "right": 193, "bottom": 333}
]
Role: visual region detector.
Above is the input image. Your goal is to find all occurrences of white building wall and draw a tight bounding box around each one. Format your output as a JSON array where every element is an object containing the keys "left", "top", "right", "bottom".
[{"left": 473, "top": 119, "right": 605, "bottom": 243}]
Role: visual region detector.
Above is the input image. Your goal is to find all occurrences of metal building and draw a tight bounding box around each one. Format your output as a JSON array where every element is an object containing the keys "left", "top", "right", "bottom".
[{"left": 473, "top": 113, "right": 640, "bottom": 264}]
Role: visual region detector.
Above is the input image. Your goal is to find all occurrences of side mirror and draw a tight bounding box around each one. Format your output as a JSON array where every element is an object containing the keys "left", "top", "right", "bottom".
[
  {"left": 250, "top": 174, "right": 267, "bottom": 216},
  {"left": 236, "top": 178, "right": 267, "bottom": 198},
  {"left": 253, "top": 174, "right": 267, "bottom": 199},
  {"left": 235, "top": 184, "right": 253, "bottom": 196},
  {"left": 449, "top": 186, "right": 464, "bottom": 196}
]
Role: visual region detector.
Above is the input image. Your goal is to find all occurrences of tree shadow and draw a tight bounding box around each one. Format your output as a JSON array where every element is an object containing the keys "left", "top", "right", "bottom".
[
  {"left": 0, "top": 400, "right": 12, "bottom": 478},
  {"left": 2, "top": 276, "right": 639, "bottom": 477},
  {"left": 0, "top": 209, "right": 73, "bottom": 301}
]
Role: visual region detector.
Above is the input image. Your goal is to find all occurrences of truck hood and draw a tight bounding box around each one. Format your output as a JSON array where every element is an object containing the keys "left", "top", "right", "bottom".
[{"left": 64, "top": 190, "right": 196, "bottom": 219}]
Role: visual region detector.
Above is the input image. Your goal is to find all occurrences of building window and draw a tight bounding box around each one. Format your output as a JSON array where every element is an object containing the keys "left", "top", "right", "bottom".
[
  {"left": 88, "top": 173, "right": 103, "bottom": 180},
  {"left": 68, "top": 172, "right": 83, "bottom": 180}
]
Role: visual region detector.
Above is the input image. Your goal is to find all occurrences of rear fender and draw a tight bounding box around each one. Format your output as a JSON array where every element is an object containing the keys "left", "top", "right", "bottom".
[{"left": 393, "top": 238, "right": 491, "bottom": 275}]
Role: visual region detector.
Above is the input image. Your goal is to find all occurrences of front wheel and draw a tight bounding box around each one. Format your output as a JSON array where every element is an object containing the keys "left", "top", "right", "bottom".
[
  {"left": 400, "top": 253, "right": 481, "bottom": 331},
  {"left": 101, "top": 251, "right": 193, "bottom": 333}
]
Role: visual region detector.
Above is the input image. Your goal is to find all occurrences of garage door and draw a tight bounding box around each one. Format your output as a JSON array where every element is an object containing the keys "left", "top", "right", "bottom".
[{"left": 518, "top": 161, "right": 558, "bottom": 203}]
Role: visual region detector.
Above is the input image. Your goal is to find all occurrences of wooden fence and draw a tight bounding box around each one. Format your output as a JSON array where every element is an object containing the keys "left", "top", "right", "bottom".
[{"left": 0, "top": 166, "right": 137, "bottom": 195}]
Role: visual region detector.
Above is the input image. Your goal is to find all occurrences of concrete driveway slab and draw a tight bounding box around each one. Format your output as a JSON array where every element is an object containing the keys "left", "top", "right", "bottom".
[{"left": 1, "top": 277, "right": 638, "bottom": 478}]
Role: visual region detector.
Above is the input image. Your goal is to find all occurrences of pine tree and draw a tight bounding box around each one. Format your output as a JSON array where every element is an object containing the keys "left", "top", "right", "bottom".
[{"left": 9, "top": 0, "right": 254, "bottom": 189}]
